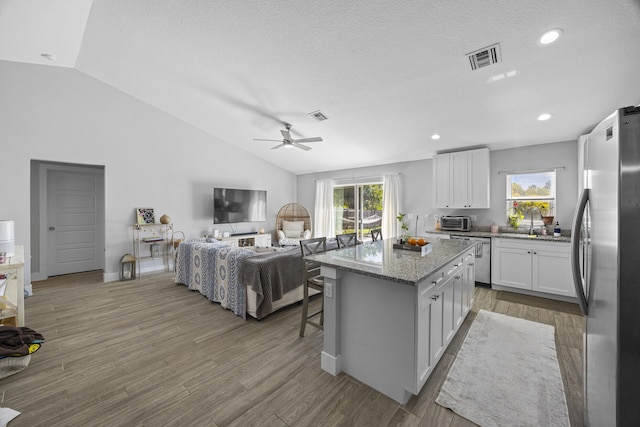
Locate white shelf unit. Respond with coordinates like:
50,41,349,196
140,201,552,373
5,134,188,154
132,223,174,279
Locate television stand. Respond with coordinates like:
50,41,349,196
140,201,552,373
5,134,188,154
218,233,271,248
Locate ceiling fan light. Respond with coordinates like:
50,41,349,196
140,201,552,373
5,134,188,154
431,134,441,140
537,113,553,121
283,144,294,148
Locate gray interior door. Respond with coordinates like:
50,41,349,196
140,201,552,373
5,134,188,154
46,169,104,276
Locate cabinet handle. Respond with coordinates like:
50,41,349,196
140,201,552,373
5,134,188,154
533,252,537,255
527,251,531,254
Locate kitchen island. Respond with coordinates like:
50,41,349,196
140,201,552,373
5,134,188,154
305,238,476,404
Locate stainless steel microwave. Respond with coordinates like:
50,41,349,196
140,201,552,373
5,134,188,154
441,216,471,232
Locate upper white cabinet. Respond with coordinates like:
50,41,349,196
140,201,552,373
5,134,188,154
434,148,490,209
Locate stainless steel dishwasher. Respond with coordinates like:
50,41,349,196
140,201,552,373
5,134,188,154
450,235,491,286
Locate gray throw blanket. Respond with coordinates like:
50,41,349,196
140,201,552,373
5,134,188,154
239,247,304,319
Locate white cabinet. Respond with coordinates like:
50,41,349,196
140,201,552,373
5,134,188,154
415,248,475,392
492,238,575,298
219,233,271,248
433,148,490,209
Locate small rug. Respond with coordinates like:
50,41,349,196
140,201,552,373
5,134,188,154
436,310,570,427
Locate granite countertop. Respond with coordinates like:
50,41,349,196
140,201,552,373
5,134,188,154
424,228,571,243
305,238,475,286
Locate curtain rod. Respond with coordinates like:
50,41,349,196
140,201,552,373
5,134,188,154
497,166,566,175
316,173,402,183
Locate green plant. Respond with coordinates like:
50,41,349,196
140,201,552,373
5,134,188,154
397,212,409,236
507,202,525,230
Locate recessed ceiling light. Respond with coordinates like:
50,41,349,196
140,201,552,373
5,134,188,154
40,53,56,61
538,29,563,46
537,113,553,121
431,134,441,140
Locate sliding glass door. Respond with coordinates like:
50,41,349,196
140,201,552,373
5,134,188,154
333,182,383,241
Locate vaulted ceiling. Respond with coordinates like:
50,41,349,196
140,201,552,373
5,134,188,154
3,0,640,174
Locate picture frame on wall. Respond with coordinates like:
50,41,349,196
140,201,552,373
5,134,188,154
136,208,155,224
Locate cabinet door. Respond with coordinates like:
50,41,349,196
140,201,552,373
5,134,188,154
465,259,476,310
434,153,451,208
533,249,576,297
416,284,435,389
492,246,532,290
441,277,456,344
467,148,490,208
449,151,469,208
429,289,445,365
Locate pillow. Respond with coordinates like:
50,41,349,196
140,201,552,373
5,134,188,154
277,230,285,240
285,230,302,238
282,220,304,237
303,229,311,239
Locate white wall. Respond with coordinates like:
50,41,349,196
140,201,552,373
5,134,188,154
0,60,296,283
296,140,578,235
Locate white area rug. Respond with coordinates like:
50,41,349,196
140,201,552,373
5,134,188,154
436,310,570,427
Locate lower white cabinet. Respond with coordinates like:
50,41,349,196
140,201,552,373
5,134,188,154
219,233,271,248
416,248,475,392
492,238,575,298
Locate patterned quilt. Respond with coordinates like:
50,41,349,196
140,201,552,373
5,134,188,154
175,239,257,318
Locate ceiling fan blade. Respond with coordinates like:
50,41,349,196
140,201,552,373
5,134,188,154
280,129,292,141
293,137,323,143
254,138,283,142
271,144,285,150
293,143,312,151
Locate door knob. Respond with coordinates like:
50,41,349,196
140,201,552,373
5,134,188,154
49,226,55,231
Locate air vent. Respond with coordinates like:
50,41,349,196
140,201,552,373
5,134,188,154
467,43,502,71
308,110,329,122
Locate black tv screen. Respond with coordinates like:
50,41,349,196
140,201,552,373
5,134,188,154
213,188,267,224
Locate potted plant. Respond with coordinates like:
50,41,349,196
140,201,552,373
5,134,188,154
508,203,524,230
396,212,409,242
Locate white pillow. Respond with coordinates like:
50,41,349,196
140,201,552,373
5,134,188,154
284,231,300,238
283,220,304,237
303,229,311,239
277,230,285,240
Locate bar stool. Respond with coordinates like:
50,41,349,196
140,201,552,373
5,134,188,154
336,232,358,248
299,237,327,337
370,228,382,241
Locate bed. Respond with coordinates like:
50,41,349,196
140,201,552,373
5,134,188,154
174,238,314,319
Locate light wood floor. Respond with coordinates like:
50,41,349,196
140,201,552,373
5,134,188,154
1,272,584,426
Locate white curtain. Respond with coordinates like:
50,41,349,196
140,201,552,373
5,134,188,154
314,179,334,238
382,174,401,239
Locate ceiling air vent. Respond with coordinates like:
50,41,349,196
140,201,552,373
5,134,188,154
308,110,329,122
467,43,502,71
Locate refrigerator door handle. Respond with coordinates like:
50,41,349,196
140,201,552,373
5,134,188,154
571,188,590,315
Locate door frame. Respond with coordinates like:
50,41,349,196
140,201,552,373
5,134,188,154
31,161,105,281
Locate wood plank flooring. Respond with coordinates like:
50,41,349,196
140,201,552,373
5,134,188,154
1,272,584,426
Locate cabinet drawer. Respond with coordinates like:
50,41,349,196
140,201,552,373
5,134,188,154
493,238,569,253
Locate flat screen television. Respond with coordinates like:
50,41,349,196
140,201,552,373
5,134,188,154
213,188,267,224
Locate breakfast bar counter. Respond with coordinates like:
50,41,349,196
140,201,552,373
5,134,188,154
305,238,476,403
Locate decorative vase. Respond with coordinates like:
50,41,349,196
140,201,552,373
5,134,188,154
159,214,171,224
259,228,265,234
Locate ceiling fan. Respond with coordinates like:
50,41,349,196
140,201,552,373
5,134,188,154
253,123,323,151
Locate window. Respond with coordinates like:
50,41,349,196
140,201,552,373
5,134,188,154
333,182,383,241
506,171,556,226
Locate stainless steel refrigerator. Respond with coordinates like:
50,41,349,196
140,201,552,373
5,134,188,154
571,106,640,426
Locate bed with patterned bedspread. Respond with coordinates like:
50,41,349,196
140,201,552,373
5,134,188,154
174,239,306,319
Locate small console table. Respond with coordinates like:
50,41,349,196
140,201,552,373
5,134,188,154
0,245,25,326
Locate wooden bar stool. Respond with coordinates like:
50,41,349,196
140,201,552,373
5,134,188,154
299,237,327,337
336,232,358,248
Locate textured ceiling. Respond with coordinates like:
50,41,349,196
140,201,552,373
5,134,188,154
3,0,640,174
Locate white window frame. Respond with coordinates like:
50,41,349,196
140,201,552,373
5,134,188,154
505,170,556,225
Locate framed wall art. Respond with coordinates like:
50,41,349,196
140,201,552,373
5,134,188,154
136,208,155,224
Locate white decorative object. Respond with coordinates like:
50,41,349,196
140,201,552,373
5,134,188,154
0,220,15,257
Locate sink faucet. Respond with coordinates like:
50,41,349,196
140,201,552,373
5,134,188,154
529,208,543,235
